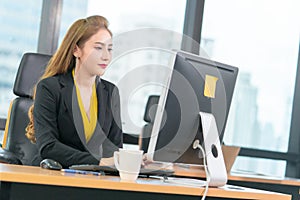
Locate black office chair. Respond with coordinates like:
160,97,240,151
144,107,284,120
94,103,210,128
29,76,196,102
0,53,51,165
0,118,6,133
139,95,160,153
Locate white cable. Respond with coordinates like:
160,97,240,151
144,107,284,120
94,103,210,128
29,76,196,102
162,140,210,200
151,140,210,199
193,139,210,200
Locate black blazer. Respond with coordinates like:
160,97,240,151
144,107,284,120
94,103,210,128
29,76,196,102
33,71,123,167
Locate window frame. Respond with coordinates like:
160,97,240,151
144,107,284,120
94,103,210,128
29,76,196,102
37,0,63,55
286,41,300,177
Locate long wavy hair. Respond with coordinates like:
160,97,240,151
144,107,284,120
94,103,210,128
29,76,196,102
26,15,112,143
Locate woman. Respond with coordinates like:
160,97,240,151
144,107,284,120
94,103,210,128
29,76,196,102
26,15,123,168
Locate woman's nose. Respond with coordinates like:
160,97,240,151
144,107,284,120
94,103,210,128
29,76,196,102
101,49,110,60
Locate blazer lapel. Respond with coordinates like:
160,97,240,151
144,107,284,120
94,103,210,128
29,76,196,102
85,78,108,158
97,78,108,130
59,72,86,144
59,73,73,118
59,74,109,160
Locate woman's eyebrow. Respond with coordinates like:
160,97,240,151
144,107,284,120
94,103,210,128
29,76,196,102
95,42,113,46
94,42,105,45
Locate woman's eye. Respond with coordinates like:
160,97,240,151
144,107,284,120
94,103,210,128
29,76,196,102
108,48,113,52
95,47,102,50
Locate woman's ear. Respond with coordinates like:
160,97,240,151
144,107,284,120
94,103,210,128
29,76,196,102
73,45,81,58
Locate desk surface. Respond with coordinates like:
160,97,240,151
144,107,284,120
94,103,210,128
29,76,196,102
174,164,300,186
0,164,291,200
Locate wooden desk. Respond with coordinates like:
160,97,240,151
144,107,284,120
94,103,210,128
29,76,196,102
174,165,299,200
0,164,290,200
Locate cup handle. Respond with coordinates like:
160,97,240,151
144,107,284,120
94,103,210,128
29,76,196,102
114,151,120,170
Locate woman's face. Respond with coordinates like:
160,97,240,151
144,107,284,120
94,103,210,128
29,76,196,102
75,29,112,76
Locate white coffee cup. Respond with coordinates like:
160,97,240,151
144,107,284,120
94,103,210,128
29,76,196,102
114,149,144,182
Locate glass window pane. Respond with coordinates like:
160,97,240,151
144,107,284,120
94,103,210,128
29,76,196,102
232,157,286,178
60,0,187,135
201,0,300,176
0,1,42,118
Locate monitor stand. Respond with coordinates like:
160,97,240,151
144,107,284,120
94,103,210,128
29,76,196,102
196,112,228,187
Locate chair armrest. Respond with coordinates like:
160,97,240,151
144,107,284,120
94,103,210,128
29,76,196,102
0,148,22,165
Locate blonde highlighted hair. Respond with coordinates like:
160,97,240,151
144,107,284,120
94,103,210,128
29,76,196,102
26,15,112,143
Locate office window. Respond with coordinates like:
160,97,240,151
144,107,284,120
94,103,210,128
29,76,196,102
60,0,187,136
0,0,42,141
201,0,300,176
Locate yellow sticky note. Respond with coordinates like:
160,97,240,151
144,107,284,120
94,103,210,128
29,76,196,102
204,75,218,98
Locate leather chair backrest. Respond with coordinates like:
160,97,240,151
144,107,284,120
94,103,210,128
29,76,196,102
5,98,35,165
3,52,51,165
14,53,52,98
140,95,159,153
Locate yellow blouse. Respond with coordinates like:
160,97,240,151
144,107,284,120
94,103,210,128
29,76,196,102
72,69,98,142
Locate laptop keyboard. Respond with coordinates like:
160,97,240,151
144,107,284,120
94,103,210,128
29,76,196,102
69,164,174,177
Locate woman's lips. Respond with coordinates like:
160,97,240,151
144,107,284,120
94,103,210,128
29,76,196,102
99,64,107,69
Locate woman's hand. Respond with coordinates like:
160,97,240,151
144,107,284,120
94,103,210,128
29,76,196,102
99,157,115,166
99,153,152,167
142,153,153,167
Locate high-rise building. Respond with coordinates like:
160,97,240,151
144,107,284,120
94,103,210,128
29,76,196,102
0,0,88,118
0,0,42,117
